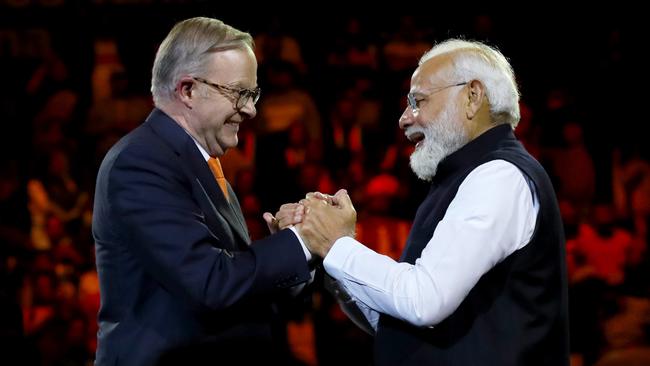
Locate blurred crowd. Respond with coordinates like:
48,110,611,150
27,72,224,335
0,6,648,366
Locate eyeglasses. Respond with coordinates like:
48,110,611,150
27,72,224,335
193,77,261,111
406,82,467,113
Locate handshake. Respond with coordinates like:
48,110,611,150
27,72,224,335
263,189,357,258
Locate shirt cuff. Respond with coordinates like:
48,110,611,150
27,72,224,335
289,226,312,262
323,236,361,280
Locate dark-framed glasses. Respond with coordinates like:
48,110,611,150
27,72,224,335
193,77,261,110
407,82,468,113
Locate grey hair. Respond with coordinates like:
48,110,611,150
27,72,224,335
419,39,520,128
151,17,253,106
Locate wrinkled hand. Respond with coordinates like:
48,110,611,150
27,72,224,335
263,203,305,234
297,189,356,257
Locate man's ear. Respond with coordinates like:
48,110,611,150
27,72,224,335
465,80,486,120
177,77,195,109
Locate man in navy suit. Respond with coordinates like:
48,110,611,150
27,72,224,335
92,17,313,366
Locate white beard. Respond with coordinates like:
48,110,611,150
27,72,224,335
408,104,469,181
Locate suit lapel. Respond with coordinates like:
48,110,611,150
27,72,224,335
184,141,251,246
147,109,251,247
224,184,251,245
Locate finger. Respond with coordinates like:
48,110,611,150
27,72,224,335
277,203,302,217
276,211,298,227
276,216,289,228
301,197,325,209
279,203,300,211
294,205,305,221
296,204,305,215
325,194,336,205
317,192,336,206
277,214,298,228
307,191,332,203
280,211,303,225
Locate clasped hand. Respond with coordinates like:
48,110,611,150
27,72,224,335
263,189,356,257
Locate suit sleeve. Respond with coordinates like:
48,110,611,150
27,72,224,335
323,273,377,334
108,144,311,312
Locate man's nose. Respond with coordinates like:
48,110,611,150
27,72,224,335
399,107,415,130
238,100,257,119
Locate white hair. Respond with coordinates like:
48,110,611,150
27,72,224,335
419,39,520,128
151,17,253,107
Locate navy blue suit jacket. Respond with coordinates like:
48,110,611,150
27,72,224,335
92,109,311,366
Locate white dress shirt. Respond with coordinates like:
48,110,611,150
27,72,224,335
323,160,539,330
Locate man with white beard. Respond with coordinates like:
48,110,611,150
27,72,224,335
291,39,570,366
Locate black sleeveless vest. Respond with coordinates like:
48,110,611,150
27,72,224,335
374,125,569,366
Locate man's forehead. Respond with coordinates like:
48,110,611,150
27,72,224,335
411,56,452,91
207,48,257,85
411,68,440,93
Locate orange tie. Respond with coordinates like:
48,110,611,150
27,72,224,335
207,157,230,201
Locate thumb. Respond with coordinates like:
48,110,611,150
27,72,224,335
263,212,277,233
332,189,353,209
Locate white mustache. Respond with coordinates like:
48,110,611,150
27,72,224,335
405,127,427,140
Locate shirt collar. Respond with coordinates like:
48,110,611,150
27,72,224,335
184,131,210,162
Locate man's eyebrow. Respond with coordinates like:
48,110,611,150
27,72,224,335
224,79,257,88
